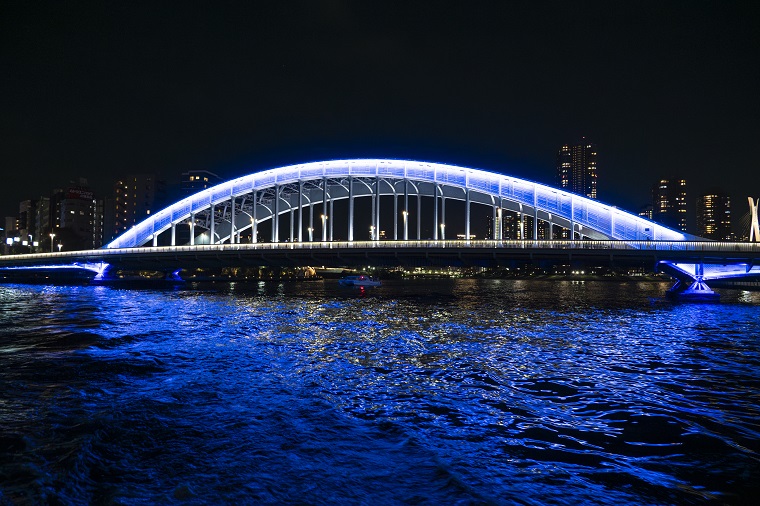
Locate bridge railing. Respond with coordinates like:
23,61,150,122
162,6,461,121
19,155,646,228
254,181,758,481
2,240,760,263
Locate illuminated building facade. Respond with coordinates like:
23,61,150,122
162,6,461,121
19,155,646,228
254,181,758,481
50,179,100,250
107,174,167,242
652,178,687,232
557,141,598,199
696,192,732,240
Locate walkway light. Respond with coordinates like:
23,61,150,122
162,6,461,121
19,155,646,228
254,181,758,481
57,243,63,252
402,211,408,240
440,223,445,240
370,225,375,240
49,233,55,253
308,227,313,242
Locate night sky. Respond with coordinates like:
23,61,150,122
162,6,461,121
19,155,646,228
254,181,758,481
2,1,759,226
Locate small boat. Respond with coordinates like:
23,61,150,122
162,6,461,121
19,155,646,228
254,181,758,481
338,274,381,287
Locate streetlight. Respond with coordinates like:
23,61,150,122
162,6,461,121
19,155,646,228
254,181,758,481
57,243,63,252
321,214,327,242
308,227,313,242
440,223,445,241
402,211,408,241
49,232,55,253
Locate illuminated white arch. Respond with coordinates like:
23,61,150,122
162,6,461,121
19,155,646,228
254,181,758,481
106,159,692,248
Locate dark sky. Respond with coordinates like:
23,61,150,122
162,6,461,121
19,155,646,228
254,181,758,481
2,1,759,224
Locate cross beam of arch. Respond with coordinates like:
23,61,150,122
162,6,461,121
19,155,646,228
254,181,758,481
106,159,693,249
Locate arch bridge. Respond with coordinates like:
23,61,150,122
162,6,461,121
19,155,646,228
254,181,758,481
4,160,759,295
108,159,692,250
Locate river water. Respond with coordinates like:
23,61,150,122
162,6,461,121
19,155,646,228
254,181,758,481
0,279,758,505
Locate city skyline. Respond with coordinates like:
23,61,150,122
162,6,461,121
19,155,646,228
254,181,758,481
2,2,759,221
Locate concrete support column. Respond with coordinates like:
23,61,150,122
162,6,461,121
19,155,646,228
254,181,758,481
190,213,195,246
492,204,497,240
434,185,439,241
322,177,328,241
210,204,215,245
375,176,381,240
274,185,281,242
403,179,409,241
533,186,538,240
417,192,421,240
230,196,236,244
290,208,295,243
251,191,257,243
441,193,446,240
501,198,506,240
393,186,398,241
309,203,314,241
298,182,303,243
321,179,328,242
465,188,471,242
329,196,334,241
570,196,575,240
348,176,354,242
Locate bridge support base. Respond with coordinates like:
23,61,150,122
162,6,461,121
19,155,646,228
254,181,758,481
164,269,185,284
666,277,720,303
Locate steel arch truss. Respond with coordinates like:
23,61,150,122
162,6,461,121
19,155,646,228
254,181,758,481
106,159,692,249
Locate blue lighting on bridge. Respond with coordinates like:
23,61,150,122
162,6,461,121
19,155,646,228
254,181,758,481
106,159,692,249
0,262,110,276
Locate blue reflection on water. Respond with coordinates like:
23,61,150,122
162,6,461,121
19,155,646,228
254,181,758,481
0,279,759,504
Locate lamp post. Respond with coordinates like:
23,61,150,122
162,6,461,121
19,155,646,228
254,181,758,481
308,227,313,242
321,214,327,242
57,243,63,252
49,232,56,253
440,223,445,241
402,211,408,241
370,225,375,241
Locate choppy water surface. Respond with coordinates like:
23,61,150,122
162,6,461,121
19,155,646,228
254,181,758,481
1,279,759,505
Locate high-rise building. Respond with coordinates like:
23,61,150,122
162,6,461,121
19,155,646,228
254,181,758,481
17,199,38,244
50,179,100,250
696,192,732,240
652,178,687,232
557,141,598,199
638,205,654,220
181,170,222,196
107,174,167,243
35,197,51,248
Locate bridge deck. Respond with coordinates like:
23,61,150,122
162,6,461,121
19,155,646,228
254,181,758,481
2,240,759,271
